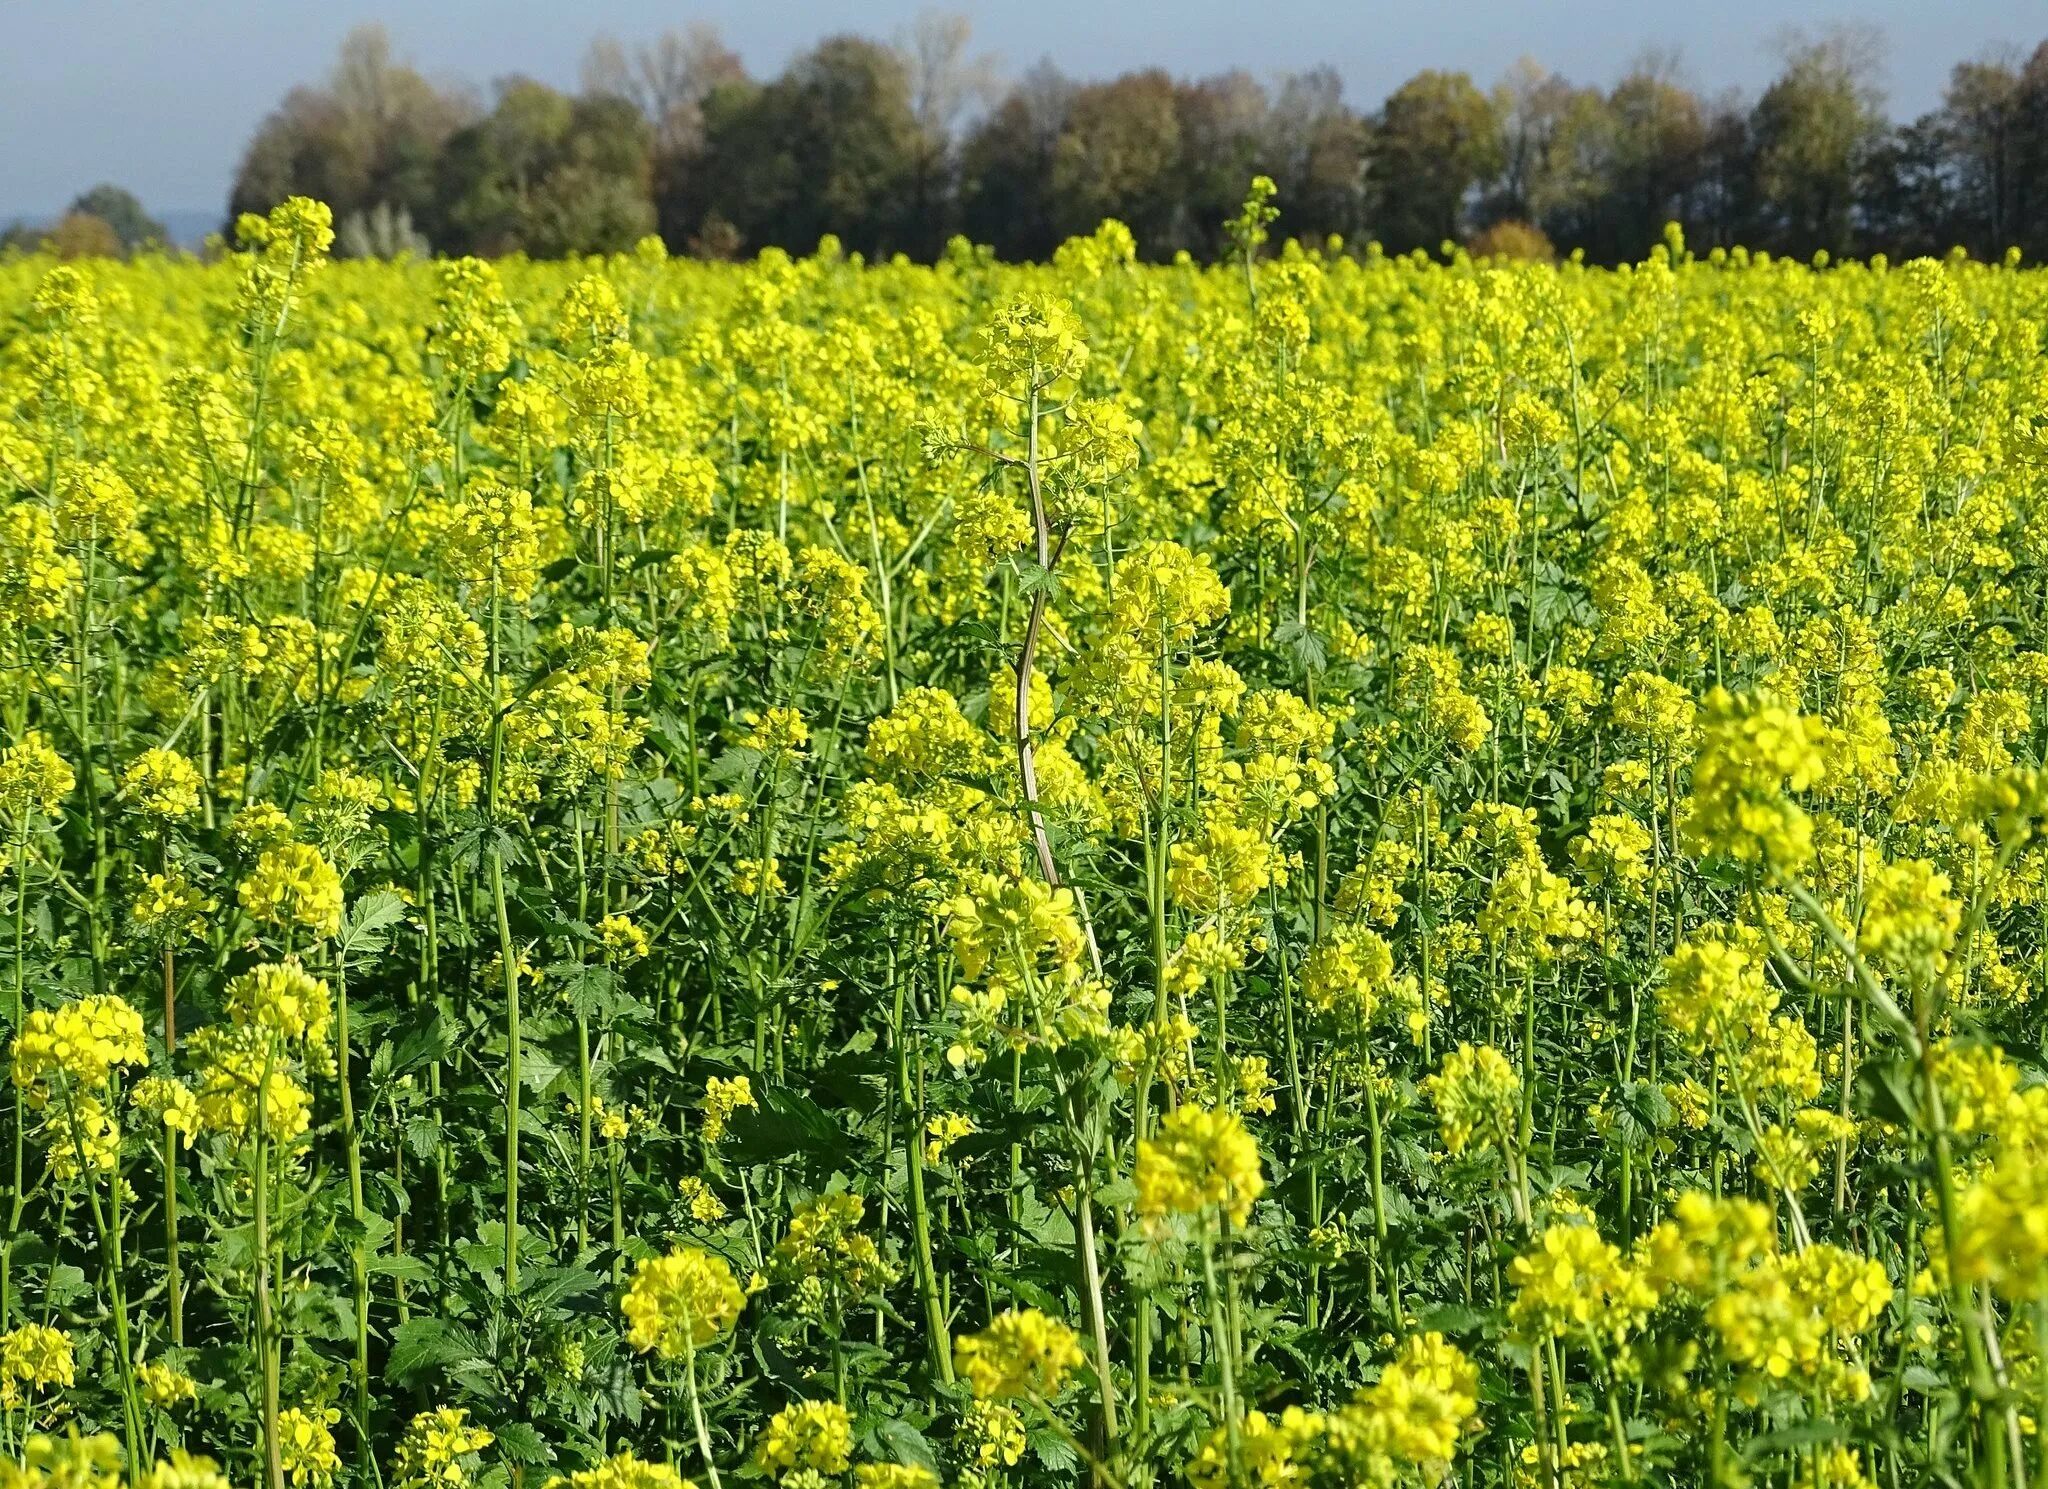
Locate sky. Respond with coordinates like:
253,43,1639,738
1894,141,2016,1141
2,0,2043,224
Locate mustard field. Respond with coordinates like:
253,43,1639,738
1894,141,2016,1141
1,194,2047,1489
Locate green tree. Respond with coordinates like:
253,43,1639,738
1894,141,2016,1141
958,62,1074,260
67,185,166,252
1265,68,1371,246
1748,27,1886,256
433,79,656,257
1172,71,1272,257
1937,55,2025,257
1048,70,1184,250
1858,114,1957,260
1586,57,1709,261
228,24,471,240
1371,70,1503,253
688,36,926,257
2017,43,2048,257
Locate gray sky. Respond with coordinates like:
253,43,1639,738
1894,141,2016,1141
2,0,2042,222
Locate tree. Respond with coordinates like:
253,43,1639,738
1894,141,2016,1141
1936,54,2024,257
898,11,1002,240
1265,68,1370,245
432,79,655,256
1858,114,1957,260
1048,71,1184,252
1748,26,1886,256
1596,55,1710,260
584,25,749,258
688,36,926,258
41,212,125,260
1370,70,1502,253
1173,72,1271,256
229,86,367,225
582,23,745,158
67,185,166,251
1486,57,1582,227
959,61,1074,259
2017,43,2048,257
228,24,472,240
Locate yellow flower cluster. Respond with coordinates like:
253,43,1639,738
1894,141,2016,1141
0,732,72,819
1185,1333,1479,1489
1135,1104,1265,1228
13,994,146,1094
753,1400,854,1481
699,1075,756,1143
237,842,345,938
394,1408,495,1489
1425,1044,1521,1157
621,1247,745,1357
0,1324,73,1407
769,1193,897,1310
953,1307,1086,1400
276,1406,342,1489
544,1454,692,1489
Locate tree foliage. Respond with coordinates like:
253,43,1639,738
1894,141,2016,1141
180,20,2048,264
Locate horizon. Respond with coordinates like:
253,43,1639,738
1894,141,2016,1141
1,0,2037,229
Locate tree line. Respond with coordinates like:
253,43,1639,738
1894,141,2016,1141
32,20,2048,263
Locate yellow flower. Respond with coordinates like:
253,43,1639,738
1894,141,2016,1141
700,1075,756,1143
276,1406,342,1489
0,1324,73,1406
923,1112,976,1165
1135,1104,1264,1228
54,463,138,538
599,913,651,962
954,1307,1086,1400
1682,688,1829,874
0,732,73,818
1508,1223,1655,1346
621,1247,744,1357
853,1467,938,1489
224,960,334,1049
238,842,345,938
394,1407,495,1489
1424,1044,1520,1157
123,749,203,821
12,994,147,1097
135,1450,232,1489
753,1400,854,1480
961,1400,1025,1469
186,1025,315,1140
678,1176,728,1224
1857,858,1960,986
138,1360,198,1409
770,1193,897,1305
980,295,1088,389
741,706,810,754
130,869,214,944
2,1433,124,1489
544,1451,694,1489
1185,1407,1319,1489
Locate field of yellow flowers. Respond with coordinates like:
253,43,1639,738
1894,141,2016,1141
1,187,2047,1489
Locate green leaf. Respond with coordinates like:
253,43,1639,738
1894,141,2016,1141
725,1086,847,1165
404,1118,442,1160
873,1421,940,1474
386,1012,457,1082
1028,1428,1078,1472
493,1422,551,1465
335,887,408,968
386,1317,469,1382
